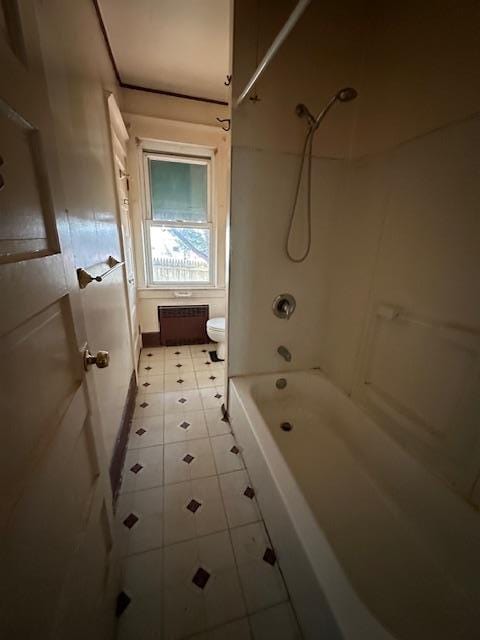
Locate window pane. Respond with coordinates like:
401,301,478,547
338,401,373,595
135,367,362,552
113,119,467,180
149,225,210,284
149,158,207,222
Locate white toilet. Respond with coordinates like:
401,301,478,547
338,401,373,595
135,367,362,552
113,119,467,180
206,317,226,360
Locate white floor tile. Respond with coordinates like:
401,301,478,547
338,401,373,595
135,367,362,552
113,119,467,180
211,434,244,474
164,371,198,392
164,346,192,360
249,603,301,640
164,389,203,415
164,476,227,546
192,357,218,372
134,392,164,419
140,349,165,362
209,618,252,640
165,358,194,374
117,594,163,640
231,522,287,613
121,445,164,493
116,486,164,556
163,532,245,636
164,438,216,485
219,471,261,529
195,370,223,388
122,546,163,595
200,387,225,410
163,582,205,639
204,408,231,437
189,344,214,357
129,416,164,449
138,374,164,394
139,360,165,376
164,410,208,444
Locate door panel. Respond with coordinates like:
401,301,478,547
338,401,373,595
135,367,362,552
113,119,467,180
0,3,117,638
108,94,140,364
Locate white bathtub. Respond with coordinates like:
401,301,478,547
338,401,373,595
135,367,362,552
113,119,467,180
229,370,480,640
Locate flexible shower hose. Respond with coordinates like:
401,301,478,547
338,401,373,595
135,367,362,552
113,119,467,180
285,125,316,262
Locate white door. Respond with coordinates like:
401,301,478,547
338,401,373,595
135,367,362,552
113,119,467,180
108,95,140,366
0,4,118,639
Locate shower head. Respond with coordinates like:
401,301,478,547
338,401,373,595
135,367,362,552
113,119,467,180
296,86,358,131
336,87,358,102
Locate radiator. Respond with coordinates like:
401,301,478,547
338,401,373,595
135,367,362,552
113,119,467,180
158,305,209,346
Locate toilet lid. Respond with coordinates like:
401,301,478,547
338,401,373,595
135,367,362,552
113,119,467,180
207,317,225,331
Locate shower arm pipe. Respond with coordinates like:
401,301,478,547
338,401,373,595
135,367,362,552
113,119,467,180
235,0,311,108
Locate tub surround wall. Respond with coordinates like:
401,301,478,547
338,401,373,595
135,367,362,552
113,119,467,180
123,113,229,335
229,0,367,377
36,0,134,461
321,1,480,499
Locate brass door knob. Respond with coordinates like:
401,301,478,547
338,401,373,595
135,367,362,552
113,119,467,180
84,349,110,371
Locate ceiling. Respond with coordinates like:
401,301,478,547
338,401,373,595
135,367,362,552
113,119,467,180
98,0,231,103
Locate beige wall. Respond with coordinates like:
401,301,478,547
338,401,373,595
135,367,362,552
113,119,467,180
121,86,229,127
36,0,133,460
230,0,480,497
123,113,229,333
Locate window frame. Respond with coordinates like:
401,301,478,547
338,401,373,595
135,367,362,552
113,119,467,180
142,150,216,289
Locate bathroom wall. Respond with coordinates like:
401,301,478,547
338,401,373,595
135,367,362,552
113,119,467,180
121,86,229,128
228,0,368,376
123,113,229,334
36,0,134,460
320,0,480,498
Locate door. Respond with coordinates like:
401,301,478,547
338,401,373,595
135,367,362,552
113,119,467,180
108,94,140,366
0,4,117,639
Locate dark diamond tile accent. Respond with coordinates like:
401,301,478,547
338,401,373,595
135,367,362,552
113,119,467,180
135,428,146,436
205,361,211,366
244,486,255,499
176,363,183,368
192,567,210,589
174,351,181,355
201,349,207,353
177,378,184,384
183,454,194,464
140,401,149,408
186,499,202,514
263,547,276,566
178,397,187,404
116,591,131,618
142,382,151,388
179,421,190,430
123,513,139,529
215,393,222,399
144,366,152,371
230,445,239,455
130,463,143,474
147,353,153,357
209,375,217,381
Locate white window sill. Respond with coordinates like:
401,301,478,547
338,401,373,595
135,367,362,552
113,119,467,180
137,287,225,299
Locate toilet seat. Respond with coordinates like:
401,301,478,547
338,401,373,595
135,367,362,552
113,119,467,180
207,317,225,333
206,317,226,359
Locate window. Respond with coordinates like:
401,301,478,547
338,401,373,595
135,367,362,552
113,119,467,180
143,152,214,287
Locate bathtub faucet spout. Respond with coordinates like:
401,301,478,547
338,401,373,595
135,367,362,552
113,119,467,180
277,345,292,362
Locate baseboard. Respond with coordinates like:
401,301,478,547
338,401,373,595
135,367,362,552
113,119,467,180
110,369,137,502
141,331,161,347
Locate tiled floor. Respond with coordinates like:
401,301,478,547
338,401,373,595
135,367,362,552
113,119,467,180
115,344,302,640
